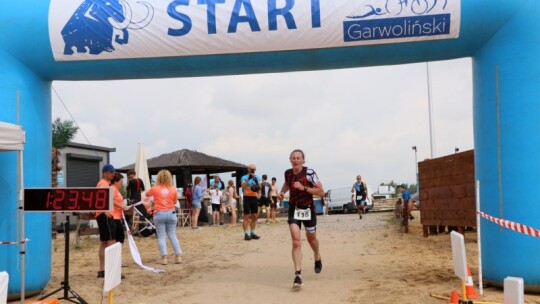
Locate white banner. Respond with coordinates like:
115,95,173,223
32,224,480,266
123,213,164,273
49,0,460,61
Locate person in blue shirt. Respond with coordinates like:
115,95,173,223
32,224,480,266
351,175,368,219
191,176,205,230
240,164,262,241
210,175,225,190
398,184,414,221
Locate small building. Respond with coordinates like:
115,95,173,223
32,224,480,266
58,142,116,187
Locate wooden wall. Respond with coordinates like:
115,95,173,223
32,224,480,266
419,150,476,228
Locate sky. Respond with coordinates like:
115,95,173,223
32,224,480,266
51,57,473,191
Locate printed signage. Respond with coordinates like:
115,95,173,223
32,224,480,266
49,0,460,61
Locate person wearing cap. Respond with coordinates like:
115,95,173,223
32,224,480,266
96,164,121,278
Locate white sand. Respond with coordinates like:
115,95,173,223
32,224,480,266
20,210,540,303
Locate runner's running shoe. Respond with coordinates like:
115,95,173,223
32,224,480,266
315,259,322,273
293,275,303,288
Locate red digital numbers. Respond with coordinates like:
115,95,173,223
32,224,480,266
95,190,108,210
81,191,94,209
52,190,65,210
67,190,79,210
25,188,110,212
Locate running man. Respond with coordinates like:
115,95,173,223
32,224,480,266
278,149,324,288
351,175,368,219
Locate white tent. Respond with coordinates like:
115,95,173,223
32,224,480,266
135,143,151,197
0,121,26,302
0,122,25,151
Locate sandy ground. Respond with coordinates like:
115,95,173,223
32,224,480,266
19,209,540,304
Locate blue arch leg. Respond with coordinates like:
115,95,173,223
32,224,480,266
473,2,540,291
0,49,52,298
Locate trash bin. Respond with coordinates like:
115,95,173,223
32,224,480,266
314,199,323,215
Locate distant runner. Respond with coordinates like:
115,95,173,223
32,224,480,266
351,175,368,219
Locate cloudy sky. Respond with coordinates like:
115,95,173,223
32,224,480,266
51,57,473,191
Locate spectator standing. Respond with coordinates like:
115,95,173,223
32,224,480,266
225,180,238,226
323,191,330,216
398,184,413,220
240,164,262,241
191,176,204,230
269,177,279,223
208,184,222,226
259,174,272,224
95,164,118,278
110,172,128,270
210,175,225,190
278,149,325,288
125,169,146,225
145,170,182,265
398,184,413,233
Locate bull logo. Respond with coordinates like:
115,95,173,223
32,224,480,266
62,0,154,55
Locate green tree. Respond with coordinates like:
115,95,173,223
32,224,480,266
52,118,79,149
51,118,78,238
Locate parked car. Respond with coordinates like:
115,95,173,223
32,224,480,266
326,186,373,214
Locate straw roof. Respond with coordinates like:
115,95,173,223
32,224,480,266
118,149,246,175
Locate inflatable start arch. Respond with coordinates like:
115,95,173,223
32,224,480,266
1,0,540,297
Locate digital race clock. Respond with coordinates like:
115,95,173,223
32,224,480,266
24,188,112,212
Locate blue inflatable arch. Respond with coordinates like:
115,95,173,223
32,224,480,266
1,0,539,296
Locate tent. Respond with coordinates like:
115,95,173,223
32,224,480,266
0,122,25,150
0,122,26,302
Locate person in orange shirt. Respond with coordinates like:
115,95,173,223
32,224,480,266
96,164,127,278
111,172,128,244
145,170,182,265
240,164,262,241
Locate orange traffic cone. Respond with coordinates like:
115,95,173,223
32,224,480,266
465,266,479,299
449,289,460,304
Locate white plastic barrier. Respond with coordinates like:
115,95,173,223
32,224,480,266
504,277,524,304
0,271,8,304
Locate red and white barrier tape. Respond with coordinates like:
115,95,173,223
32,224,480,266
478,211,540,238
0,238,29,245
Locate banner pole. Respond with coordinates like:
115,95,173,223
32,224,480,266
476,180,483,296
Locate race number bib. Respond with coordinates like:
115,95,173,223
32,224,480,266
294,207,311,221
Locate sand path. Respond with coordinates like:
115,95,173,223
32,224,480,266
20,210,540,303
